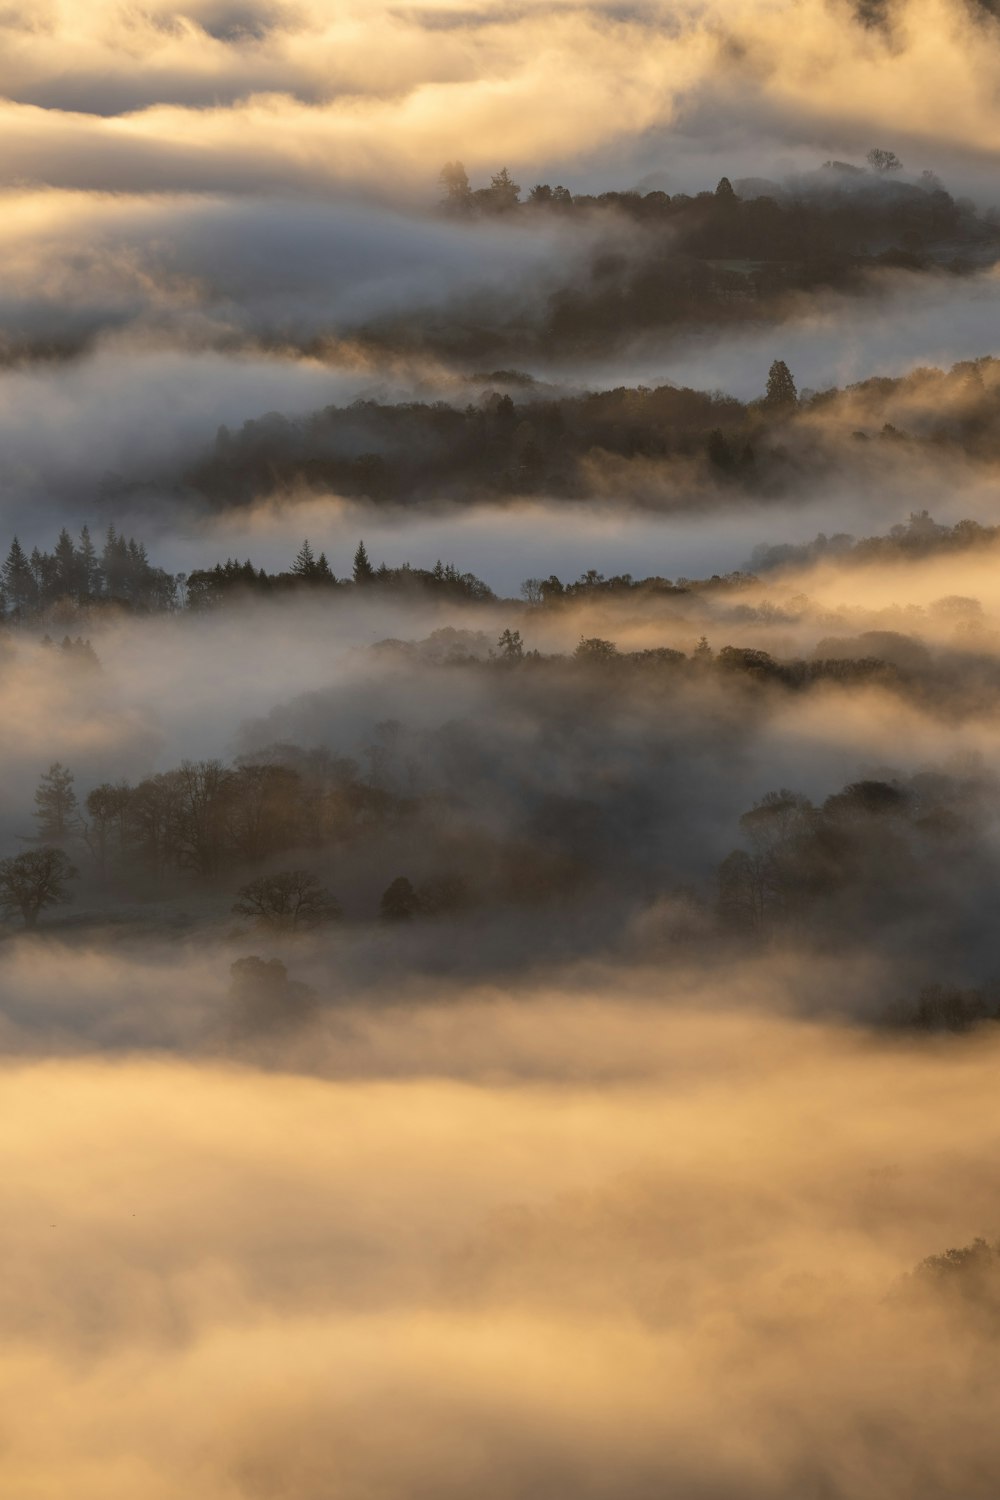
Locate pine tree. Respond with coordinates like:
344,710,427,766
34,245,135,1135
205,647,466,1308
764,359,798,409
353,540,375,584
33,762,79,842
315,552,335,582
102,526,130,599
53,528,78,597
2,537,37,615
291,540,318,578
78,525,101,599
715,176,736,201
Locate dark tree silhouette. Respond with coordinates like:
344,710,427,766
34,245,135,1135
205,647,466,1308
380,876,421,920
232,870,341,931
0,847,77,928
353,539,375,584
764,359,798,408
2,537,36,614
867,146,903,173
497,628,524,660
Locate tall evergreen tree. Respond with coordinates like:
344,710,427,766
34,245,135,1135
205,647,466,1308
291,540,319,578
353,540,375,584
765,359,798,409
53,528,78,597
2,537,37,614
78,525,101,599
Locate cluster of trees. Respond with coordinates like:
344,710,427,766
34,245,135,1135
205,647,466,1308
748,510,1000,573
185,355,1000,511
27,752,413,889
1,758,487,931
186,539,493,608
360,158,1000,363
0,531,494,624
1,526,176,620
717,771,987,940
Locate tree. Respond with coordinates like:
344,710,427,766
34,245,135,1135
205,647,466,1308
33,762,79,842
380,876,421,920
497,628,524,661
53,529,79,596
715,176,737,201
84,781,133,878
574,636,619,662
232,870,341,931
353,539,375,584
764,359,798,409
2,537,36,614
78,525,101,599
229,956,316,1029
0,847,77,928
867,147,903,173
439,160,472,212
488,167,521,211
291,539,319,578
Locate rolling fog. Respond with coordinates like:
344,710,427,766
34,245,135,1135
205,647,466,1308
4,1,1000,1495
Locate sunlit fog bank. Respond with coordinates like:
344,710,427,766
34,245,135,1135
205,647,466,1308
3,1001,1000,1498
6,2,1000,1495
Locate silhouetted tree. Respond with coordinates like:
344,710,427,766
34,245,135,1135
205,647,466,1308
232,870,341,931
380,876,421,920
487,167,521,211
353,539,375,584
2,537,36,614
0,847,77,928
497,628,524,660
867,147,903,173
764,359,798,409
291,540,320,578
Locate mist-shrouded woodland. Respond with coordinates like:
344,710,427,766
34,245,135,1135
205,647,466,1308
7,3,1000,1496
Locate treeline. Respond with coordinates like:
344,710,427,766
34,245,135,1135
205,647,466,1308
30,752,413,883
748,510,1000,572
0,532,493,622
183,356,1000,511
343,158,1000,363
717,770,992,945
185,540,493,608
0,525,176,619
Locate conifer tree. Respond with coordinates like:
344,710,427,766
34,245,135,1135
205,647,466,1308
291,539,318,578
353,540,375,584
764,359,798,409
78,525,101,599
53,527,78,595
2,537,37,614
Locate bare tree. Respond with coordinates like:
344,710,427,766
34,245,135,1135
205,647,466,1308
867,147,903,173
232,870,341,931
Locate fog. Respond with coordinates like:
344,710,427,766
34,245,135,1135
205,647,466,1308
5,3,1000,1494
3,993,1000,1497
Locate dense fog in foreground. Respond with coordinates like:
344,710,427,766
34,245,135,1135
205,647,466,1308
5,2,1000,1495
